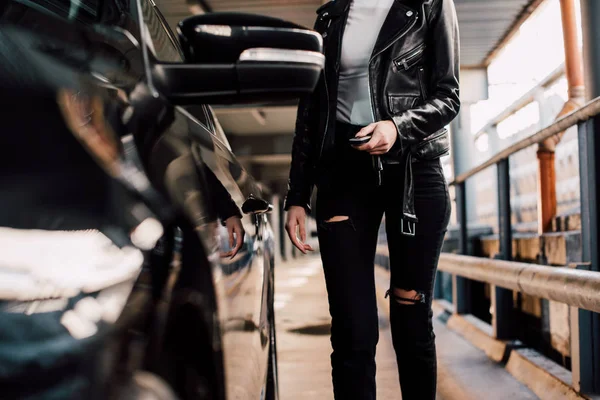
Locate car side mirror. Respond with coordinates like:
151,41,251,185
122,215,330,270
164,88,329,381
151,13,324,105
242,195,273,215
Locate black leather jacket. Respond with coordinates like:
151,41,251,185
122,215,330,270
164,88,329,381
285,0,460,228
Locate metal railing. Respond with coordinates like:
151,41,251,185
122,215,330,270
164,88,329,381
441,95,600,395
438,254,600,313
472,63,565,142
453,96,600,184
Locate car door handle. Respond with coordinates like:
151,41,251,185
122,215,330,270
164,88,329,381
242,195,273,214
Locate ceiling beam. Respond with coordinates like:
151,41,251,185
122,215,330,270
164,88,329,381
228,134,294,154
211,100,299,109
237,154,292,165
214,105,297,114
482,0,546,66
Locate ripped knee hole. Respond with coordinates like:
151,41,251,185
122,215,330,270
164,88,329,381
385,288,426,305
325,216,350,223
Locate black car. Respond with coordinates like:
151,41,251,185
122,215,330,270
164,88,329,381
0,0,323,399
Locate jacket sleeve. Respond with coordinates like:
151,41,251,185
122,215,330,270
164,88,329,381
283,87,319,213
392,0,460,149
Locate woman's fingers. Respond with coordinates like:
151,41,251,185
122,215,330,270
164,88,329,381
299,219,306,243
285,207,312,253
355,123,376,137
356,134,382,151
286,218,307,254
354,122,397,154
230,226,244,258
369,144,390,156
229,229,235,249
296,217,312,253
355,123,381,150
366,140,390,153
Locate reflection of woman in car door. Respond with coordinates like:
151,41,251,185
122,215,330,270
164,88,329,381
204,166,245,258
285,0,460,398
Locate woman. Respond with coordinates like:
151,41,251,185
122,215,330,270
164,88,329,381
284,0,460,398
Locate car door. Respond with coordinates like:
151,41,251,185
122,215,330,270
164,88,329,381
135,1,273,398
0,1,179,398
2,0,274,397
185,103,274,399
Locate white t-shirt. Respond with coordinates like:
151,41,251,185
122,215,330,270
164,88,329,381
336,0,395,126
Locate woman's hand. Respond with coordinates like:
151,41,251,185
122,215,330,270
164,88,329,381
222,216,245,258
353,120,398,155
285,206,314,254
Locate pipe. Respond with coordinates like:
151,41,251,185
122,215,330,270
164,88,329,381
562,0,586,98
438,253,600,314
539,0,585,153
537,0,585,232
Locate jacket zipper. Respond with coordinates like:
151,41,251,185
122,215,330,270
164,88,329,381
318,8,418,159
368,12,419,122
394,44,425,70
417,66,427,101
319,7,349,160
319,12,331,160
367,11,418,184
320,70,330,160
321,11,331,37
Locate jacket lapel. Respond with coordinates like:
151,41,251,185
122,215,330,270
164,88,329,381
322,0,350,18
371,0,417,57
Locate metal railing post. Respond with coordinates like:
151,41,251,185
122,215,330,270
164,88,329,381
572,118,600,393
493,158,517,339
574,1,600,392
433,275,443,299
453,181,471,313
570,263,600,394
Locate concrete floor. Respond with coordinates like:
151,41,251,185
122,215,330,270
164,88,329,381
275,256,539,400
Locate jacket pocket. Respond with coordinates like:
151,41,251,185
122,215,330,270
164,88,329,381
393,43,426,71
388,95,420,114
411,127,450,160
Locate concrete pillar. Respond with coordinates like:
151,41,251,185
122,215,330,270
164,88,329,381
452,68,489,224
450,69,489,312
487,125,501,204
450,106,478,223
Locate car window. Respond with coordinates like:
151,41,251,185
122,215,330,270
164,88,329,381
138,0,183,62
13,0,101,24
207,106,233,151
183,105,232,151
184,105,211,130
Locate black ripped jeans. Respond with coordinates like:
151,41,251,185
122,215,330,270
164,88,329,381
316,121,451,400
